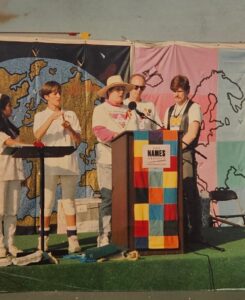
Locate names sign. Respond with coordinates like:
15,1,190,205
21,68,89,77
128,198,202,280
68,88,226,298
142,144,171,168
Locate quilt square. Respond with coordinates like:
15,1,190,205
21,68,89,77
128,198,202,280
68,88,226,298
163,130,178,141
134,220,149,237
134,204,149,221
164,140,178,156
164,188,177,204
134,171,148,188
134,156,147,172
149,169,163,187
135,237,148,249
149,130,163,144
164,236,179,249
163,171,177,188
164,221,178,235
164,204,178,221
149,187,163,204
149,236,164,249
149,220,163,236
134,131,149,140
149,204,163,220
134,140,149,157
164,156,177,172
135,188,149,203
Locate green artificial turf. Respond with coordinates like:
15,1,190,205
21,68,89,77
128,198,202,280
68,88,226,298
0,228,244,292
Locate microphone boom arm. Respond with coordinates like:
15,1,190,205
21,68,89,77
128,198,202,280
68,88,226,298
135,109,164,129
127,101,164,129
182,140,207,159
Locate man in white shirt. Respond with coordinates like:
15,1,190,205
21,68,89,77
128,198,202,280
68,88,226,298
92,75,137,247
124,74,162,130
163,75,203,244
33,81,81,253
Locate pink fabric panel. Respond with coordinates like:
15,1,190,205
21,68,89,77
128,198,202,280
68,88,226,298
133,45,218,120
133,44,219,190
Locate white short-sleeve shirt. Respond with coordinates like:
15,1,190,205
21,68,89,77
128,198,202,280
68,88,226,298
163,100,202,130
33,108,81,175
124,98,162,130
0,132,25,181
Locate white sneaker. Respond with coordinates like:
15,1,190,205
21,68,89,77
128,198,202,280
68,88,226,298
68,236,81,253
8,245,23,257
38,236,49,251
0,247,7,258
97,234,109,247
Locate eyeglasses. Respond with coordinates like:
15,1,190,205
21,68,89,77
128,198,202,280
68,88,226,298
110,86,126,93
134,85,146,91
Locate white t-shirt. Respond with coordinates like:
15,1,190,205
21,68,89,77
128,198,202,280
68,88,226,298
163,100,202,130
33,108,81,175
124,98,162,130
92,101,139,164
0,132,24,181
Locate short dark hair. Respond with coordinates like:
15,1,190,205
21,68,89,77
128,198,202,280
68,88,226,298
39,81,61,99
170,75,190,93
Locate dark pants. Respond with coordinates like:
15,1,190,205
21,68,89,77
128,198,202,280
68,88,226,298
182,151,202,241
183,177,202,239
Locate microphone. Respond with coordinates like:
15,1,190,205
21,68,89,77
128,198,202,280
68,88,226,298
127,101,164,129
128,101,136,110
128,101,145,118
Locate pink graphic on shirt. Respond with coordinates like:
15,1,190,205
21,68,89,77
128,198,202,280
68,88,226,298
109,112,128,128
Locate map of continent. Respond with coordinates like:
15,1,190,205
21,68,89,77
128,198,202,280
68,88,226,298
0,57,102,231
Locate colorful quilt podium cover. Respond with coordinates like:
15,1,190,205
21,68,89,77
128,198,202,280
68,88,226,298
133,130,180,250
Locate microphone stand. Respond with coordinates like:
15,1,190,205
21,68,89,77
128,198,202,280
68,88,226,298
181,137,224,251
182,140,207,160
135,109,164,129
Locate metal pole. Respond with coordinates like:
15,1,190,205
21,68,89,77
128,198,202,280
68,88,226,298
39,149,45,252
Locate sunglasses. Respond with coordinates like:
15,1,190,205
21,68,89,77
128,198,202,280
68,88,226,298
134,85,146,91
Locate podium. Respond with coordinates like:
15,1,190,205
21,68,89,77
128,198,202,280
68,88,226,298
3,146,76,252
111,130,184,255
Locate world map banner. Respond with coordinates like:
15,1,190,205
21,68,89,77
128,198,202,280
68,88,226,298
0,41,130,233
133,43,245,222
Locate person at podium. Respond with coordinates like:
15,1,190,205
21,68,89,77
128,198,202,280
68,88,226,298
0,94,26,257
163,75,203,243
124,73,162,130
33,81,81,253
92,75,138,247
